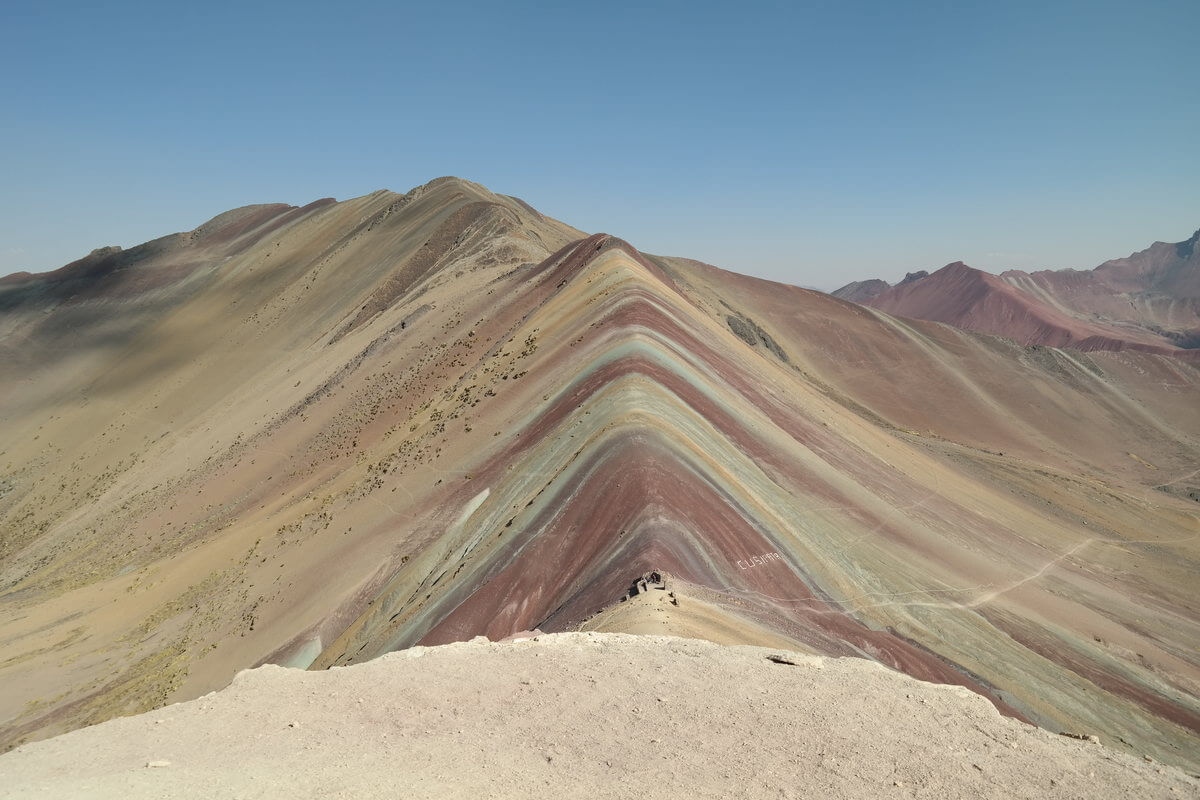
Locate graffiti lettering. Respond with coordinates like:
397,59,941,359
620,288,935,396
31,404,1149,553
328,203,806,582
735,552,783,570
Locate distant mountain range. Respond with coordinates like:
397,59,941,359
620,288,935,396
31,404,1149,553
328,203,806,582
832,229,1200,354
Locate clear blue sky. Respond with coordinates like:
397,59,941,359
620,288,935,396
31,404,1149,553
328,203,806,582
2,0,1196,288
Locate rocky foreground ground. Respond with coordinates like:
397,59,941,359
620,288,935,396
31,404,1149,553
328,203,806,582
0,633,1195,799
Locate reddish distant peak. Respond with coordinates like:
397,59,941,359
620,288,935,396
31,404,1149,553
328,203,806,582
912,261,964,281
865,259,1037,322
928,261,1006,285
937,261,973,273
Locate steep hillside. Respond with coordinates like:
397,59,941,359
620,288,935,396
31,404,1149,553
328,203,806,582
1,181,1198,772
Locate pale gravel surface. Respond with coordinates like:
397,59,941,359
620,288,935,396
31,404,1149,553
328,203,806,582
0,633,1196,799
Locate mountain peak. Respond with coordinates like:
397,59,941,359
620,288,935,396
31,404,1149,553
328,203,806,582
830,278,890,302
937,261,973,274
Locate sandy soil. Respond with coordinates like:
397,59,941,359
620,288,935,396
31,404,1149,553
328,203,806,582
0,633,1195,799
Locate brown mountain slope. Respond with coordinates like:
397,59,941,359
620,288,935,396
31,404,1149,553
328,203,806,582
0,181,1197,773
832,229,1200,354
860,261,1182,353
829,277,890,303
1002,229,1200,349
830,271,929,304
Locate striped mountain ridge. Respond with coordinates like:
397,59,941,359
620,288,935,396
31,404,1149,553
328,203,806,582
314,237,1027,702
1,179,1198,772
